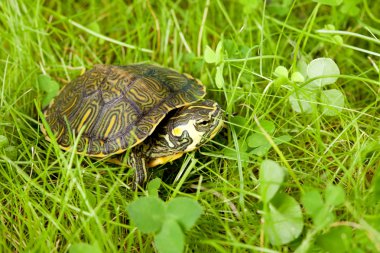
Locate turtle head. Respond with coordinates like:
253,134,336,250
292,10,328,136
168,99,223,152
146,99,223,168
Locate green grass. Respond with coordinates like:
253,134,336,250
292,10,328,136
1,0,380,252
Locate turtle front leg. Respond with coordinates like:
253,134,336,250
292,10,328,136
127,149,148,189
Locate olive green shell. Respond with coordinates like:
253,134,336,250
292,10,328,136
43,64,206,157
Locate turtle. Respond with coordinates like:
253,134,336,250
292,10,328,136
42,64,223,187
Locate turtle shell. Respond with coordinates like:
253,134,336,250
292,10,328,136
43,64,206,157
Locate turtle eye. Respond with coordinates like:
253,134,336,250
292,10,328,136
196,119,210,127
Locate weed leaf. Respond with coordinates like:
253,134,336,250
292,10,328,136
325,184,345,207
37,75,59,93
320,89,344,116
69,243,102,253
275,135,292,145
3,146,17,160
215,40,224,64
291,72,305,83
147,178,162,197
274,66,288,78
37,74,60,107
301,189,324,217
166,197,203,231
264,193,303,245
155,219,184,253
127,196,166,233
340,0,360,16
312,0,343,6
260,160,285,203
247,120,275,148
307,58,340,87
204,46,217,63
315,226,353,253
289,88,317,114
248,133,268,148
302,189,335,229
0,135,9,148
215,65,224,88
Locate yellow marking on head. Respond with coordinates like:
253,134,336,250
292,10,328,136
77,109,92,131
173,119,206,152
172,127,183,137
104,114,117,138
161,134,175,148
148,153,184,167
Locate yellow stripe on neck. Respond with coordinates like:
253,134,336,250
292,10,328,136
148,153,184,167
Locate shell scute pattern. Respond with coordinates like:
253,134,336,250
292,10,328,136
44,64,206,157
